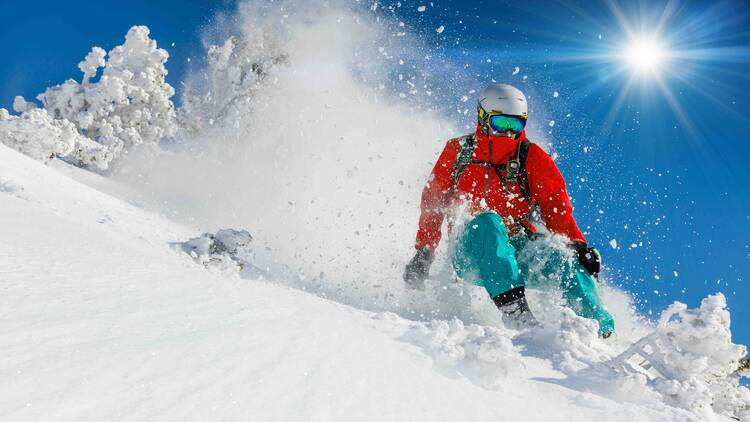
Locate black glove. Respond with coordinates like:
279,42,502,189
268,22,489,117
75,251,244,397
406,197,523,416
574,242,601,277
739,356,750,374
403,248,435,290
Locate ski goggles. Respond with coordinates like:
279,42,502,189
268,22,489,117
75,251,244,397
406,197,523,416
479,106,527,134
489,114,526,134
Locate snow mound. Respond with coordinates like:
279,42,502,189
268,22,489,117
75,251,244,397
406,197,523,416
611,294,750,419
522,307,616,374
399,316,523,389
0,176,24,195
179,229,253,274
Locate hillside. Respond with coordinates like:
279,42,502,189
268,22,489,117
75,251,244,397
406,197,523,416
1,142,747,421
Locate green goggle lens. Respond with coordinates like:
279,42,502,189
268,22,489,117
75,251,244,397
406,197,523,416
488,114,526,134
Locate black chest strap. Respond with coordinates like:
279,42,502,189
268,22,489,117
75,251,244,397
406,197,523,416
451,135,533,201
517,138,532,200
449,134,477,194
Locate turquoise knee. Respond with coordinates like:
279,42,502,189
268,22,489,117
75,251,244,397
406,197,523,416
519,239,614,335
454,212,521,298
562,264,615,335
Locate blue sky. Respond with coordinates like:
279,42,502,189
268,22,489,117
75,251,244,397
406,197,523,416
0,0,229,108
1,0,749,346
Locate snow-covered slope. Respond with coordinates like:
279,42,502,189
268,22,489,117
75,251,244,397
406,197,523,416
2,140,746,421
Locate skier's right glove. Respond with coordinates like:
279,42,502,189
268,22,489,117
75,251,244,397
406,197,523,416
574,242,601,277
403,248,435,290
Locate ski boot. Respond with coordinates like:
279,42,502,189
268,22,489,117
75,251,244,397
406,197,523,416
493,287,539,329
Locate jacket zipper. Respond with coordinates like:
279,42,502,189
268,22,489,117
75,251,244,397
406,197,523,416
485,139,492,205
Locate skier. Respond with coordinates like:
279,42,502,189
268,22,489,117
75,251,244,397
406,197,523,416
404,83,615,337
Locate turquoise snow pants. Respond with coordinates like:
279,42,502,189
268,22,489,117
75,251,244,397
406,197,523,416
453,211,615,335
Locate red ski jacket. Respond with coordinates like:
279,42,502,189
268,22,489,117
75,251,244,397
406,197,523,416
415,126,586,250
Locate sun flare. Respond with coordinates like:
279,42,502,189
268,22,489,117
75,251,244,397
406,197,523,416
623,37,666,74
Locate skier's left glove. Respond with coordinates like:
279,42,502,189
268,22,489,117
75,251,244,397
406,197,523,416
573,242,601,277
403,248,435,290
739,356,750,375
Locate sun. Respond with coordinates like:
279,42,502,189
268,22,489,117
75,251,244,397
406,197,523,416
538,1,750,139
623,37,666,75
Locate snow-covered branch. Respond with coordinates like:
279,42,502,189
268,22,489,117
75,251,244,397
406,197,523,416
178,30,288,136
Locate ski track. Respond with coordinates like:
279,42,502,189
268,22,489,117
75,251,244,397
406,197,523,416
0,144,710,420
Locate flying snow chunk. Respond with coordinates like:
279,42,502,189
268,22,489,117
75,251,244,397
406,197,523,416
512,66,520,75
436,25,445,34
553,91,559,98
180,229,254,274
417,5,426,12
548,120,555,127
609,239,618,249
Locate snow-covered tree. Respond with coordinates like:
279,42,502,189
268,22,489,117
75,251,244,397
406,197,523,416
39,25,177,168
0,23,292,171
178,29,287,135
0,25,176,171
0,108,110,168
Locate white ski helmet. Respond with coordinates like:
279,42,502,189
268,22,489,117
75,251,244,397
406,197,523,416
477,84,528,135
478,83,527,117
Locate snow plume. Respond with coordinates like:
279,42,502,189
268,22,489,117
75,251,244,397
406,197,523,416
396,316,524,389
0,26,176,171
115,1,645,336
177,26,288,136
120,1,453,313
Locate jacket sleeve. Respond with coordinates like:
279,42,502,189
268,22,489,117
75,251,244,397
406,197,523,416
415,140,461,250
525,144,586,244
